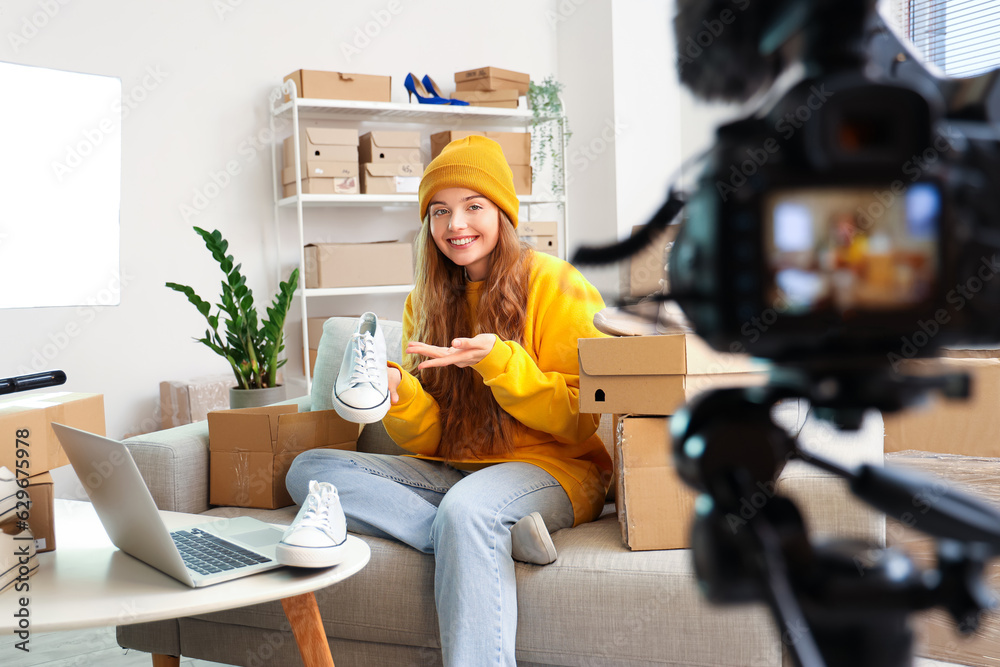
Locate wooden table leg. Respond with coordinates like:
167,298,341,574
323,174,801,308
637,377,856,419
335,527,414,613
152,656,180,667
282,592,335,667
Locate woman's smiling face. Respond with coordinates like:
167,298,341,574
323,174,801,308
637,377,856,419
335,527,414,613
428,187,501,281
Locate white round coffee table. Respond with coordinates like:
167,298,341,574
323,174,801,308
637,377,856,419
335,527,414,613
0,499,370,666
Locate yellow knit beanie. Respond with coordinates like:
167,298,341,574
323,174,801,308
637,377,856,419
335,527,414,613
419,135,519,228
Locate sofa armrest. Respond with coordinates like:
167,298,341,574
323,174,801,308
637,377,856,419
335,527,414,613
124,395,311,513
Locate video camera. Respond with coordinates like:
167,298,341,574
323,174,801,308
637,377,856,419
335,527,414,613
574,1,1000,665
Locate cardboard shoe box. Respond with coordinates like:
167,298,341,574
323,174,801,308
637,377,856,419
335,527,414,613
283,128,359,176
359,131,422,164
616,415,697,550
304,241,414,289
454,67,530,95
208,405,361,509
0,392,105,474
160,375,235,430
25,472,54,552
578,334,768,415
283,70,391,103
883,354,1000,457
518,221,558,256
430,131,530,166
450,89,520,108
361,163,423,194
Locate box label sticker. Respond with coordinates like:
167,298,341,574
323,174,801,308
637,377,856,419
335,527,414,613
395,176,420,193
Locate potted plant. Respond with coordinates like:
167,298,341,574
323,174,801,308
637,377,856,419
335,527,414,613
528,76,571,198
166,226,299,409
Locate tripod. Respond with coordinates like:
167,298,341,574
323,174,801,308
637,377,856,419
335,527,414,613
671,371,1000,667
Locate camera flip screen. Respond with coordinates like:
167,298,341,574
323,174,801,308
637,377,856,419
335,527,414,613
764,184,941,315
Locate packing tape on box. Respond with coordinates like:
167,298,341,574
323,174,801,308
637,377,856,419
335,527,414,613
231,451,252,506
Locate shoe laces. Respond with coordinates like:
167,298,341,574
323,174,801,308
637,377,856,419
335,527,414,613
348,332,379,386
299,482,337,532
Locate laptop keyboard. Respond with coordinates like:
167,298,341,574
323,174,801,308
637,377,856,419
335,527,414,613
171,527,272,576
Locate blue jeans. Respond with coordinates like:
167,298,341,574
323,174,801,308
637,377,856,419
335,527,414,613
286,449,574,667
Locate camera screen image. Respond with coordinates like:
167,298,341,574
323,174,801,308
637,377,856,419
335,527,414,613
764,184,940,315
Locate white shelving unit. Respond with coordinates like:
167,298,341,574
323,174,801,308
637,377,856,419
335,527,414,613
268,80,569,390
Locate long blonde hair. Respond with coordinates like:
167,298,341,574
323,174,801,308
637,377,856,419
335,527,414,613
405,209,532,460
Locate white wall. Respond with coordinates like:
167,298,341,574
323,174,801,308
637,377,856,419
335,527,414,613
0,0,562,438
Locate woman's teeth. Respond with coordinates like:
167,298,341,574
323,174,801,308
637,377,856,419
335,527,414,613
450,237,476,246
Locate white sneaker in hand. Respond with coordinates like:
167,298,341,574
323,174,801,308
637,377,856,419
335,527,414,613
332,312,390,424
276,481,348,568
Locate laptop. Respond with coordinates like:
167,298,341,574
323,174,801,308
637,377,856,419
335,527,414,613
52,423,287,588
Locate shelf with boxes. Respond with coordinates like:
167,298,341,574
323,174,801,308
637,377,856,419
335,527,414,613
268,74,569,389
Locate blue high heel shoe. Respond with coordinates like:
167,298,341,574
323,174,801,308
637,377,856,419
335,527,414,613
405,73,448,104
421,75,470,106
404,73,470,105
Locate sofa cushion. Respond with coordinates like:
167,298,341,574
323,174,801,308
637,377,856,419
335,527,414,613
189,509,780,666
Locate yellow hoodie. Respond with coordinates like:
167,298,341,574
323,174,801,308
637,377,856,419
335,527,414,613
383,252,611,526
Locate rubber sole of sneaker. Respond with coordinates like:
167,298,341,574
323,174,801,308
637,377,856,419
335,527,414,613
275,541,349,568
332,391,390,424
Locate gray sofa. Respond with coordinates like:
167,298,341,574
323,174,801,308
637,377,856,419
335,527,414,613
117,317,885,666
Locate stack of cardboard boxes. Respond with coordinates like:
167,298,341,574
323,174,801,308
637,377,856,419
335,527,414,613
283,127,360,196
578,333,768,550
0,392,106,553
430,130,531,196
359,131,422,195
518,220,558,256
451,66,529,109
159,375,235,429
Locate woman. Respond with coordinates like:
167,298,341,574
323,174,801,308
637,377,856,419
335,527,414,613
286,136,610,666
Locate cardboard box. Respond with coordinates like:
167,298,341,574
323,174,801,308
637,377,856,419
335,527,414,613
25,472,54,552
208,405,360,509
454,67,530,95
283,128,359,171
282,163,359,185
0,392,105,474
520,234,557,256
884,356,1000,457
160,376,235,430
518,221,558,256
304,241,414,289
361,163,423,194
616,415,696,550
885,451,1000,667
511,165,531,196
283,70,391,103
630,223,680,299
578,334,768,415
359,131,422,164
450,89,520,108
283,176,360,197
430,131,530,166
